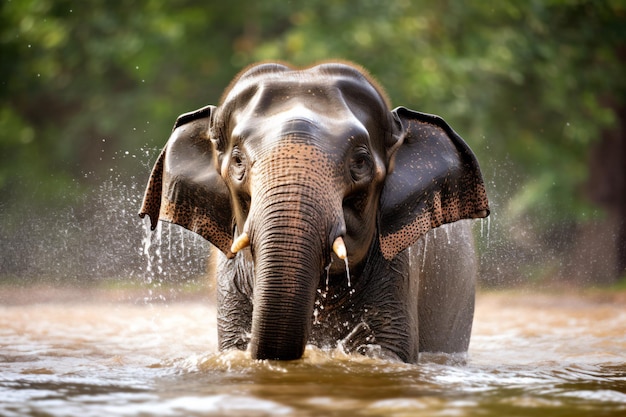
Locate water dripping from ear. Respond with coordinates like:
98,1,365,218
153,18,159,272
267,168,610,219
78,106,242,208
421,234,429,271
141,218,162,286
180,226,186,255
167,222,172,261
479,216,492,247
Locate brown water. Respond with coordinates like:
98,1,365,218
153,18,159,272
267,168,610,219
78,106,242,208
1,289,625,417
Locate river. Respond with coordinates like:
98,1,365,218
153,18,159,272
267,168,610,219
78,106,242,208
1,288,625,416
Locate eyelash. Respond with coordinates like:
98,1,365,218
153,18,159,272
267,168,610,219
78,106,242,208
350,147,373,182
230,147,247,181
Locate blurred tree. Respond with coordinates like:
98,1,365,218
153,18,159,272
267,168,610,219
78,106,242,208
0,0,254,209
1,0,624,283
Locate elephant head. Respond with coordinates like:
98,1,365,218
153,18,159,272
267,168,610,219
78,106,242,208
139,62,489,360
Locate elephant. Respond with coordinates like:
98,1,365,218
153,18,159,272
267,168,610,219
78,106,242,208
139,62,489,363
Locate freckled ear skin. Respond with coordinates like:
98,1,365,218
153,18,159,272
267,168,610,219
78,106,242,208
139,105,234,257
379,106,490,260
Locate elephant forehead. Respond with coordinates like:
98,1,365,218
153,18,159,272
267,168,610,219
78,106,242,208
237,82,355,121
225,63,387,108
232,103,369,146
224,70,389,131
253,139,341,176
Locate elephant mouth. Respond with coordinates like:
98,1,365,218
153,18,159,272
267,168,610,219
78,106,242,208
231,231,347,263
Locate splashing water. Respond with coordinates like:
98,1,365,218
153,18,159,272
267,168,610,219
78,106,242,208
421,234,429,270
141,219,157,285
324,263,331,293
0,147,212,301
480,216,492,243
344,257,351,289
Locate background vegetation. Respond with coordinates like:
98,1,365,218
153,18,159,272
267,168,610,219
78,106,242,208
1,0,625,287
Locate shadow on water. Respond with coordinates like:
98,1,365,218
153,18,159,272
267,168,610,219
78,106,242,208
1,152,625,416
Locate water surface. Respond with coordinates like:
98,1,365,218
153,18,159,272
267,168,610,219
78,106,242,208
1,289,625,416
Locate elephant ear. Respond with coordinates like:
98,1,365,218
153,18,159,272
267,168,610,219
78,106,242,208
139,105,234,257
379,106,490,260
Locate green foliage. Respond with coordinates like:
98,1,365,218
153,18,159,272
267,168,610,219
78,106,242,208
612,275,626,291
1,0,625,235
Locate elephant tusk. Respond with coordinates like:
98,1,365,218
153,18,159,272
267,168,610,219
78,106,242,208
231,232,250,254
332,236,347,260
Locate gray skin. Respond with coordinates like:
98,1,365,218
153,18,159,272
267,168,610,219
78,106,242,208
140,62,489,363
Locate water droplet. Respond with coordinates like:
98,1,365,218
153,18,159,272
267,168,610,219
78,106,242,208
324,263,331,294
344,257,351,288
421,235,429,270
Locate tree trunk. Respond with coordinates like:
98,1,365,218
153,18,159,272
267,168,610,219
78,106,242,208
579,102,626,282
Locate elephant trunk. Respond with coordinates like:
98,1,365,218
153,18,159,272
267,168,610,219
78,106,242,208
248,190,339,360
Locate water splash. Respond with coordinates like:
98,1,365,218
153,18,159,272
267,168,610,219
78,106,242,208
0,146,212,299
421,234,429,271
324,264,331,293
313,303,321,325
344,257,351,289
141,219,154,284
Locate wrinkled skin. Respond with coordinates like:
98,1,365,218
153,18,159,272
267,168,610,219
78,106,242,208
140,62,489,362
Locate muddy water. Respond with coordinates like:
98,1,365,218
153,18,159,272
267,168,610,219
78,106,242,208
1,290,625,417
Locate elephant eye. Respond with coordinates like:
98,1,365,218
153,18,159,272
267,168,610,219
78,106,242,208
349,147,374,183
230,147,247,181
